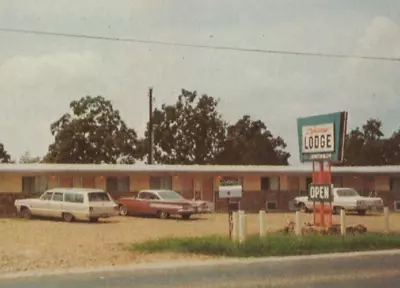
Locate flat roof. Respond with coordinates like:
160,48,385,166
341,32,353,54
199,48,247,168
0,163,399,174
47,188,104,193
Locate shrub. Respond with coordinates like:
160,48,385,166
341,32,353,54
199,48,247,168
128,232,400,257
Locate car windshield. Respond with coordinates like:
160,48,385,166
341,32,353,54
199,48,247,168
88,192,111,202
157,190,184,200
336,188,360,197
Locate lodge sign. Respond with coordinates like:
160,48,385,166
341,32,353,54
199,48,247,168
302,123,334,154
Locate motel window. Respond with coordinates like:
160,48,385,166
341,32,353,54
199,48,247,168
105,176,130,193
260,177,270,191
390,178,400,192
22,176,48,194
306,177,312,188
332,176,343,188
260,177,280,191
149,176,172,190
270,177,280,190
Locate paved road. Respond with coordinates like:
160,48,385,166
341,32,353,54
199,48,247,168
1,250,400,288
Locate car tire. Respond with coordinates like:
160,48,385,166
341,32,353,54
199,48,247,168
19,207,32,219
357,209,367,216
299,203,308,213
62,212,74,223
158,211,169,219
333,206,342,215
119,205,128,216
89,217,99,223
181,214,191,220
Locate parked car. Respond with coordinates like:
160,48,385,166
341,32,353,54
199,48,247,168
14,188,119,222
117,189,213,219
293,187,384,215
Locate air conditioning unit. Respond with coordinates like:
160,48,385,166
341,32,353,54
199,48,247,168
394,201,400,211
266,201,277,210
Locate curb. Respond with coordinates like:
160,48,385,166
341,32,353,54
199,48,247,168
1,249,400,280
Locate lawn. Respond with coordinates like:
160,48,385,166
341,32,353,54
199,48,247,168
129,232,400,257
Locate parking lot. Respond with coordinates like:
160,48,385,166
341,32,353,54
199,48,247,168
0,212,399,274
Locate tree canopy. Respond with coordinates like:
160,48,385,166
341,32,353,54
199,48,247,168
19,151,41,163
0,143,11,163
141,89,290,165
342,118,400,166
43,95,140,164
216,115,290,165
143,89,226,164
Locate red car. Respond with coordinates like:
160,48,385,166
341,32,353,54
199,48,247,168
116,189,212,220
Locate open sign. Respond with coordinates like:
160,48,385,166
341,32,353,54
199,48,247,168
308,184,332,202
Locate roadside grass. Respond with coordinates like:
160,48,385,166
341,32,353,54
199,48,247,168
128,232,400,257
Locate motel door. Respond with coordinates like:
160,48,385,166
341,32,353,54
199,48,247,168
201,177,214,202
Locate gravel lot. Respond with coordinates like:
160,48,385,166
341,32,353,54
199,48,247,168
0,212,398,274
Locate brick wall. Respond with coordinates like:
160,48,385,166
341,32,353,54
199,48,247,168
214,190,300,212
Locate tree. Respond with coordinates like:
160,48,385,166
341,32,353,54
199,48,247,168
215,115,290,165
342,118,400,166
0,143,11,163
19,151,41,163
143,89,226,164
44,95,140,164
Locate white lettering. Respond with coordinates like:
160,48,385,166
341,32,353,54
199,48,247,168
308,185,331,202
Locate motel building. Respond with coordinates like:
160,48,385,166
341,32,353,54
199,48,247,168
1,163,400,216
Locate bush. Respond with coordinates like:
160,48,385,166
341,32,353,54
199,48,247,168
128,232,400,257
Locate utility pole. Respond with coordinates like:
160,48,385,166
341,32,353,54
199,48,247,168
148,87,154,164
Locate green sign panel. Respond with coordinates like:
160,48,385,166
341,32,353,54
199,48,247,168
297,111,348,163
308,184,332,203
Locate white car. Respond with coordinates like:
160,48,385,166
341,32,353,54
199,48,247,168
14,188,119,222
293,187,384,215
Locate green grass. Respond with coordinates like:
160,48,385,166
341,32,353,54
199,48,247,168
128,232,400,257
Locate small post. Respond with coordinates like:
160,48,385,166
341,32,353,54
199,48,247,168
232,211,239,241
295,211,301,236
340,209,346,236
259,210,266,237
384,207,390,234
238,210,246,243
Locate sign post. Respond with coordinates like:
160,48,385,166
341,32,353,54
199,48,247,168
297,111,347,227
218,178,243,238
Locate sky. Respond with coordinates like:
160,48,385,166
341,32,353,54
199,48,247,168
0,0,400,163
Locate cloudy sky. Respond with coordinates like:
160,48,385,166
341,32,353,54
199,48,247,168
0,0,399,163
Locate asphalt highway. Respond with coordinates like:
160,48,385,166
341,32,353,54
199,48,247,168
1,250,400,288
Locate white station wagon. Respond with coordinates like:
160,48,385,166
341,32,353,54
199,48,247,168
14,188,119,222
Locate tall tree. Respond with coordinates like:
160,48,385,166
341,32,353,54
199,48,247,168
342,118,400,166
143,89,226,164
19,151,41,163
215,115,290,165
43,95,140,164
0,143,11,163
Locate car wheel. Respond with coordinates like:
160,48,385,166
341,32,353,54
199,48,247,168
357,209,367,216
19,207,32,219
299,203,308,213
333,206,342,215
89,217,99,223
182,214,191,220
119,205,128,216
62,212,74,223
158,211,169,219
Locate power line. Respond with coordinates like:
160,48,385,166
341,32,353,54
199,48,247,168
1,27,400,62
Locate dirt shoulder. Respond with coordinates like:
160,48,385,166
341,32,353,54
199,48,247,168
0,213,397,274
